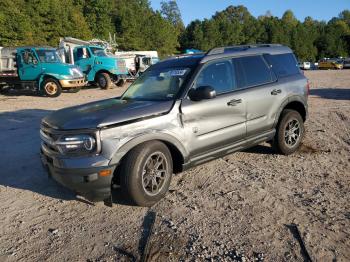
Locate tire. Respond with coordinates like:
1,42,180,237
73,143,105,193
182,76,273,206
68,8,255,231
0,86,10,94
120,141,173,207
116,78,126,87
96,72,112,89
273,109,304,155
42,78,62,97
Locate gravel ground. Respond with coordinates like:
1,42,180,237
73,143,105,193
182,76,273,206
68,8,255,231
0,70,349,262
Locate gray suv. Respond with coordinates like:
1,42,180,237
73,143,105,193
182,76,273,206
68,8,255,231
40,44,308,207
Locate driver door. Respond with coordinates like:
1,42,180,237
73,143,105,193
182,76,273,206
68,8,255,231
74,47,94,74
18,49,42,81
180,59,247,158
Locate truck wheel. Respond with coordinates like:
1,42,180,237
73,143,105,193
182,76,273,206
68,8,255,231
120,141,173,207
42,78,62,97
273,109,304,155
96,73,112,89
0,86,10,94
116,79,126,87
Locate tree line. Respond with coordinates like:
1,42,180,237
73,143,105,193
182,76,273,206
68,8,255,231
0,0,349,61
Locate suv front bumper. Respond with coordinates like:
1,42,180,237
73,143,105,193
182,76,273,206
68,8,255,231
40,146,116,202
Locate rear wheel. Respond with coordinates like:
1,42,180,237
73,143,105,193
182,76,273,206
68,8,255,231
96,72,112,89
273,109,304,155
116,78,126,87
42,78,62,97
0,86,10,94
120,141,173,207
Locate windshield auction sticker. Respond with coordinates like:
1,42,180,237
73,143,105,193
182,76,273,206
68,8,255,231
169,69,188,77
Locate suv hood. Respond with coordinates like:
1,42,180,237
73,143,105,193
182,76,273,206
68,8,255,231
43,98,174,130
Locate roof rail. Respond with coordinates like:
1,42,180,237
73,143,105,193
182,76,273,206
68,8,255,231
206,44,283,56
162,52,205,61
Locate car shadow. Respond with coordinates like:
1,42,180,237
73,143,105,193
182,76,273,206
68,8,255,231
0,89,83,97
243,144,275,155
0,89,40,97
0,109,77,201
309,88,350,100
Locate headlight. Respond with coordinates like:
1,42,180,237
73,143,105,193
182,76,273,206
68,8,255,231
69,68,83,78
56,134,97,155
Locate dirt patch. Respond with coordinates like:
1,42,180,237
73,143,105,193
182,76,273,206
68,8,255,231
299,143,319,154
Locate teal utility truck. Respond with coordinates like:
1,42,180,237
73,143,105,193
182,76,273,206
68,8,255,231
59,37,128,89
0,46,85,97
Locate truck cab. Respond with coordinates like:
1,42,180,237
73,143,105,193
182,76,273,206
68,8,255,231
72,45,128,88
59,38,128,89
0,47,85,97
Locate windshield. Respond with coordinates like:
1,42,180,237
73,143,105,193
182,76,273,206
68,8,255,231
90,47,108,57
122,67,191,101
36,49,62,63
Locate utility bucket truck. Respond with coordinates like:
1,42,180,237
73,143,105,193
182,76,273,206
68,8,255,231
58,37,128,89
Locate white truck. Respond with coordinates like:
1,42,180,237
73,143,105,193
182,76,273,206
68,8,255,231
114,51,159,79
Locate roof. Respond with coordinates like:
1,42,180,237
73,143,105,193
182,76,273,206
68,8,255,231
155,44,293,68
201,44,293,63
15,46,54,50
153,54,205,69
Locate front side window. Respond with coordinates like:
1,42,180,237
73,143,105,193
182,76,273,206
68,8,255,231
36,49,61,63
195,60,235,94
22,50,38,64
90,47,108,57
76,47,90,59
234,55,273,89
122,67,191,101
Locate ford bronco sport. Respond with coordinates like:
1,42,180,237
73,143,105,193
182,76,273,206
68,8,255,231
40,44,308,207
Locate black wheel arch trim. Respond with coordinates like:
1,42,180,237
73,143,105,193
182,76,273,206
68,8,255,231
273,95,308,128
109,132,189,168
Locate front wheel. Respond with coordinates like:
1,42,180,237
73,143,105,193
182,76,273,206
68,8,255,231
273,109,304,155
120,141,173,207
42,78,62,97
96,72,112,89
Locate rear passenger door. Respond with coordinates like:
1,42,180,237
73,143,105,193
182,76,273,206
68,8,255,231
232,55,283,137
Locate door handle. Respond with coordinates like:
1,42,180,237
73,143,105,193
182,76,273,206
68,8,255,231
227,99,242,106
271,89,282,95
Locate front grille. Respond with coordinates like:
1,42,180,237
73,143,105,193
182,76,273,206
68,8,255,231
68,79,85,85
40,122,60,154
117,59,127,72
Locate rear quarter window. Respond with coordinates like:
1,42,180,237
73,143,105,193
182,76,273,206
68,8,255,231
264,53,300,78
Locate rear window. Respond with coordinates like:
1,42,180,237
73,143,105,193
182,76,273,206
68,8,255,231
264,53,300,78
233,55,273,88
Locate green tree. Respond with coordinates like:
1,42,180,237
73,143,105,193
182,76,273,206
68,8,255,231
160,0,184,32
80,0,115,39
0,0,34,46
114,0,179,56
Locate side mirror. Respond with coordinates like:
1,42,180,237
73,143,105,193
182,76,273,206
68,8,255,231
33,59,38,65
188,86,216,101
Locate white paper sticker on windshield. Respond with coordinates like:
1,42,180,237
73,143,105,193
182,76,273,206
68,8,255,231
170,69,188,76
